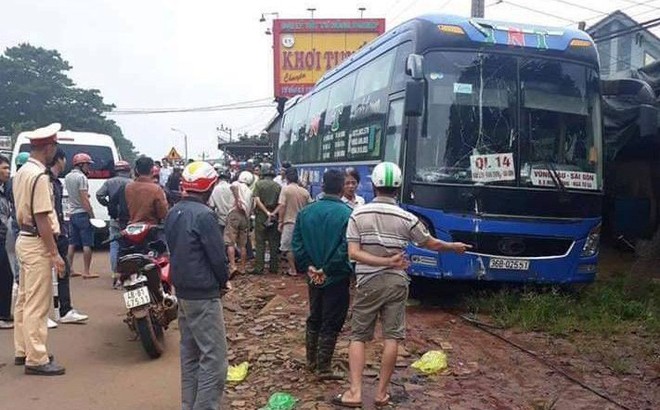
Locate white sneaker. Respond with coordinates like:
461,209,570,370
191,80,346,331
0,320,13,329
59,309,89,324
47,318,58,329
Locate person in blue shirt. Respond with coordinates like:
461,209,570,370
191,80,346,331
164,161,230,410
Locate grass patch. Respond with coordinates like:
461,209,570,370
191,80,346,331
466,273,660,336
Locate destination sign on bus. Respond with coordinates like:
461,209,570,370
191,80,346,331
470,153,515,182
531,169,598,190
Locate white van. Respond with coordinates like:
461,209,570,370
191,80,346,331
11,131,121,239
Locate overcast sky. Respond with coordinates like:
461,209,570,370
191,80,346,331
2,0,658,159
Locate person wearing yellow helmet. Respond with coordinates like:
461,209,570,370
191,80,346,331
164,161,230,410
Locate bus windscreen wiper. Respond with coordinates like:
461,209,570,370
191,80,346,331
544,162,566,192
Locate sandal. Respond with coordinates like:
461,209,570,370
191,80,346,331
82,274,100,279
330,393,362,408
374,393,391,407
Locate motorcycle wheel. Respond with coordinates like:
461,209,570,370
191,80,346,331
135,313,165,359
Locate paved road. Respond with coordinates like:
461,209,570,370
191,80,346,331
0,251,181,410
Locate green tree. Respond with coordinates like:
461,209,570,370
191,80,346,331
0,43,137,162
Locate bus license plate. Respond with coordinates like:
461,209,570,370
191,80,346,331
489,258,530,271
123,287,151,309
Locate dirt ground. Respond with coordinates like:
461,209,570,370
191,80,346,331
1,250,657,410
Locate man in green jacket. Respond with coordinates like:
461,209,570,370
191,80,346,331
292,169,352,380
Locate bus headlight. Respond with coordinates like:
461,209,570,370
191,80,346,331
581,224,601,257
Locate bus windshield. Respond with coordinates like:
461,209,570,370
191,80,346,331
19,144,115,179
415,51,602,191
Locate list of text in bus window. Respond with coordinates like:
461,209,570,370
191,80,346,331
349,127,371,155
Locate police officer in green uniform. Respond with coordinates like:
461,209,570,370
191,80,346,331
249,163,282,275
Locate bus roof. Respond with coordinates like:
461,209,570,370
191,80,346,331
317,13,598,89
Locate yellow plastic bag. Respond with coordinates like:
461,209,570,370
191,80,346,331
410,350,448,374
227,361,249,382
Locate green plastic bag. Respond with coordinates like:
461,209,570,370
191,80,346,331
410,350,448,374
226,361,249,382
259,392,298,410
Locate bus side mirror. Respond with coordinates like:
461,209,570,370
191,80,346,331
404,80,424,117
406,54,424,80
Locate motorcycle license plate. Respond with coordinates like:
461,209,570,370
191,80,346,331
488,258,530,271
123,287,151,309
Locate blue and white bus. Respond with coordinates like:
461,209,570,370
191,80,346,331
278,14,603,284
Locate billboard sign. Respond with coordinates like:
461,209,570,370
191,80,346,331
273,18,385,98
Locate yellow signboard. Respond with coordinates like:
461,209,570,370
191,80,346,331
273,19,385,98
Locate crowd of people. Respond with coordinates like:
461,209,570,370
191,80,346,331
0,122,472,409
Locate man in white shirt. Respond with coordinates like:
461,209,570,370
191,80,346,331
273,162,291,187
225,171,254,274
208,171,233,229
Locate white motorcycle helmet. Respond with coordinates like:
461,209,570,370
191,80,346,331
238,170,255,185
371,162,403,188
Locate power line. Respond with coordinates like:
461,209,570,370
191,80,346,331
500,0,575,23
110,97,272,113
593,17,660,42
389,0,422,24
546,0,605,15
566,0,660,26
107,97,274,115
108,103,275,116
620,0,660,13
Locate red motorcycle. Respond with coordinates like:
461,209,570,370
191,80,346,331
105,223,177,359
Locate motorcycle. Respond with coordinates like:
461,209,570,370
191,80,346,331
104,223,178,359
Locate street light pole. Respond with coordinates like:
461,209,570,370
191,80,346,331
171,127,188,162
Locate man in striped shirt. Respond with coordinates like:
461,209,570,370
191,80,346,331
332,162,471,408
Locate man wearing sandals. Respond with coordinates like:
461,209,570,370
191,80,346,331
332,162,471,408
65,152,97,279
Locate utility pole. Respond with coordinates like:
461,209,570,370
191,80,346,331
471,0,485,18
358,7,366,18
171,127,188,163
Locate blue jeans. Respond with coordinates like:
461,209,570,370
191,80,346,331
69,212,94,248
179,298,228,410
109,222,120,274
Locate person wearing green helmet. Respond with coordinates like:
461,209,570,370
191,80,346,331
4,152,30,288
333,162,471,408
15,152,30,168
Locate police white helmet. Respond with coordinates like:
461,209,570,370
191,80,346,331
238,170,255,185
371,162,402,188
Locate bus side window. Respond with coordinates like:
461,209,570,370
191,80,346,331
305,88,330,163
353,49,396,100
384,99,404,164
393,42,413,88
279,109,295,163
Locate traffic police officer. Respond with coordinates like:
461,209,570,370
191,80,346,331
13,123,66,376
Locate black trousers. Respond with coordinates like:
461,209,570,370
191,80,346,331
56,235,72,317
306,277,350,337
0,243,12,320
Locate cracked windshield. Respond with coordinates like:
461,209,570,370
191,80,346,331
416,51,602,190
